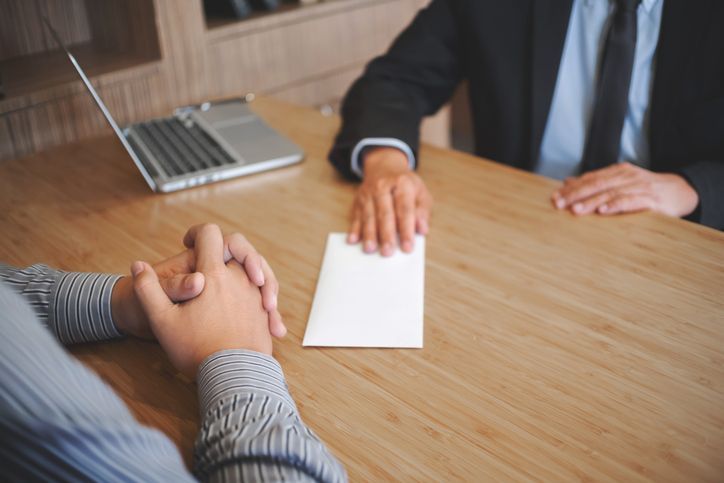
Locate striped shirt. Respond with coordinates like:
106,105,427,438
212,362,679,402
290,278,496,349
0,263,346,482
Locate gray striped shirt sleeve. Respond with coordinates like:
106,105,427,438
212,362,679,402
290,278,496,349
0,263,347,482
0,262,123,344
196,350,347,482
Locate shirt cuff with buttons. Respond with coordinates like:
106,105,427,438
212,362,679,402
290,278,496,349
350,137,416,179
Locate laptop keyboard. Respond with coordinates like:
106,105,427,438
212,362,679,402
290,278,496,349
131,118,238,177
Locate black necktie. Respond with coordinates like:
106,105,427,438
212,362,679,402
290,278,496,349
581,0,641,172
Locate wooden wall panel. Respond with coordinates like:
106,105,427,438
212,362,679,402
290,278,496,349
85,0,160,57
152,0,210,110
3,71,166,161
0,118,13,160
421,106,451,148
269,64,366,108
0,0,91,61
204,0,422,98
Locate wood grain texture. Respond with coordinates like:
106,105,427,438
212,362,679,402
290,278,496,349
1,97,722,481
0,0,92,61
0,0,161,102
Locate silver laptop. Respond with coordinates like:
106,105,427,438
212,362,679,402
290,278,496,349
43,18,304,193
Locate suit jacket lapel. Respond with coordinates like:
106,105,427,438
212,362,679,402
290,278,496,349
529,0,574,167
649,0,713,164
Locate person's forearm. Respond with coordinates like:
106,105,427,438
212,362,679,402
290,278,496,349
0,262,124,344
194,350,347,483
0,283,195,482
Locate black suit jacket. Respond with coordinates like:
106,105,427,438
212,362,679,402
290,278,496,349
329,0,724,229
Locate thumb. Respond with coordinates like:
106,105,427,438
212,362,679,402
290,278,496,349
131,261,174,321
160,272,205,303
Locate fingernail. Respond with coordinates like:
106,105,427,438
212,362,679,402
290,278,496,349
555,198,565,209
419,220,429,234
184,274,197,289
258,269,265,286
402,240,413,252
131,261,144,277
364,241,375,253
599,204,608,213
348,233,359,244
271,293,278,309
382,243,393,256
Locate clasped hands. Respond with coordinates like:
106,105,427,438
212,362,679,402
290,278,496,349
112,224,282,378
349,148,699,255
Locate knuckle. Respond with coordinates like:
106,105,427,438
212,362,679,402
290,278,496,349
228,232,248,244
609,187,623,199
589,178,606,190
267,276,279,292
200,223,220,235
244,252,260,266
393,183,410,197
374,179,389,192
373,191,390,203
396,175,414,189
395,191,414,207
378,202,391,215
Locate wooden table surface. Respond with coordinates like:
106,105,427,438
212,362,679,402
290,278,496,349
1,97,723,481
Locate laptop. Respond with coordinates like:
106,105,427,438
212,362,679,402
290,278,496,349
43,18,304,193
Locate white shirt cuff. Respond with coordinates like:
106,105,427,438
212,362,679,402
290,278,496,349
350,137,416,178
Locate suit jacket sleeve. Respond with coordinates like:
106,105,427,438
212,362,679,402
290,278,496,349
328,0,463,179
677,160,724,230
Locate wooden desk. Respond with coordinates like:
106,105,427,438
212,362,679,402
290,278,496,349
1,98,723,481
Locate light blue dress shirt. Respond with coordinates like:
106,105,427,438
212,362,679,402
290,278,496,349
536,0,664,180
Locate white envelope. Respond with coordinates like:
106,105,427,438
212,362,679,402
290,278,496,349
302,233,425,348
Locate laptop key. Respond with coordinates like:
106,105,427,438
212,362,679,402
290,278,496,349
184,122,237,167
148,120,197,174
134,123,184,176
166,119,218,170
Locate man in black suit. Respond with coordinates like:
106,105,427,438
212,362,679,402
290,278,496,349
329,0,724,255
